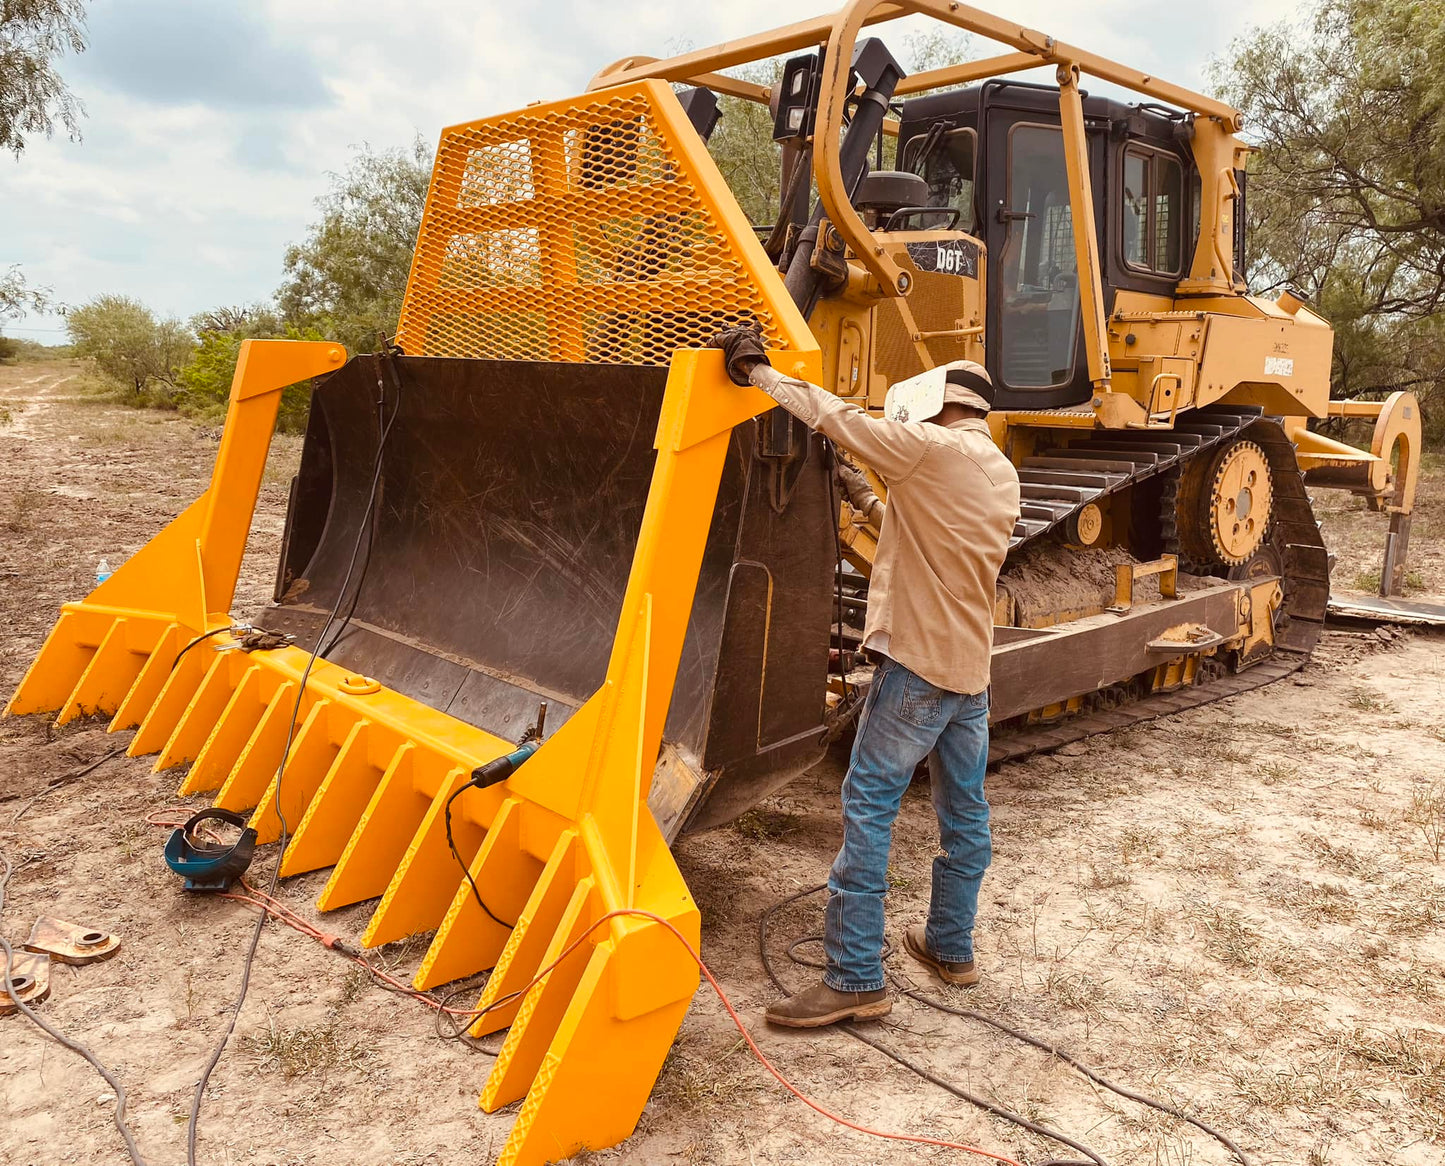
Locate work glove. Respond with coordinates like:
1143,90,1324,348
710,324,770,386
836,458,885,527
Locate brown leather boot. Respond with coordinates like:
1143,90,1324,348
764,980,892,1028
903,924,980,986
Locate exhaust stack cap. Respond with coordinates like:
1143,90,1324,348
1278,287,1309,316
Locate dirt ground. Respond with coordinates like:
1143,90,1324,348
2,359,1443,1166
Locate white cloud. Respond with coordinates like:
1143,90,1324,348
2,0,1300,341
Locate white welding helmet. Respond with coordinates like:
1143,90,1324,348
884,361,995,421
883,366,947,423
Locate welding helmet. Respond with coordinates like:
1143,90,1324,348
883,361,995,422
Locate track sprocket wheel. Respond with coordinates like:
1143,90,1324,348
1174,439,1274,569
1208,440,1272,565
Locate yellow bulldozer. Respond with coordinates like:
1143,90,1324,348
5,2,1428,1163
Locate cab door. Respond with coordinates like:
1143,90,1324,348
982,91,1105,410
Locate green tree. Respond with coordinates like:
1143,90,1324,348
66,294,193,395
276,138,432,355
1,264,52,318
177,303,321,430
1,0,87,157
0,264,53,357
1214,0,1445,439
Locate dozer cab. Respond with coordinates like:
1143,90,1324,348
7,2,1424,1163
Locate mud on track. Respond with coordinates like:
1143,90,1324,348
2,360,1443,1166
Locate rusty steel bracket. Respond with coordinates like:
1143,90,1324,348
1110,554,1179,612
24,917,123,966
1,950,52,1015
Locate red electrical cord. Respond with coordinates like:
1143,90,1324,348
148,809,1023,1165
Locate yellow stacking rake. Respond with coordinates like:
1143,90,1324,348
7,79,822,1165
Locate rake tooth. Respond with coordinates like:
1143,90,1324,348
178,664,265,794
280,725,388,876
247,701,341,845
109,623,182,732
316,743,426,911
413,796,538,990
5,610,96,716
129,641,211,757
360,768,483,949
56,617,141,725
153,654,238,772
492,943,693,1166
469,830,580,1037
480,877,597,1111
213,681,299,812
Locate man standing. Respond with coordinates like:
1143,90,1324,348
711,328,1021,1028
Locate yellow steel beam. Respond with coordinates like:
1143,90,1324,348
1056,62,1111,393
897,50,1043,93
587,5,910,89
592,2,1240,124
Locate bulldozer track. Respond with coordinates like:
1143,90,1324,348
986,653,1305,764
1006,403,1268,551
984,412,1330,758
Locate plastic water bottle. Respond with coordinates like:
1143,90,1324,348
96,557,112,584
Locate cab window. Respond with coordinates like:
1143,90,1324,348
1121,146,1183,275
999,123,1080,390
901,126,977,232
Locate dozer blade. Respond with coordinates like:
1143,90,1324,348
266,353,838,837
6,341,798,1164
8,75,825,1166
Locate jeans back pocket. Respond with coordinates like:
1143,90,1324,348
898,669,944,728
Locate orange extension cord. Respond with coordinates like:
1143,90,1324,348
147,809,1023,1165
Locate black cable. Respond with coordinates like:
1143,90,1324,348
319,347,404,660
845,1026,1099,1166
760,884,1254,1166
171,627,232,673
893,982,1254,1166
186,348,406,1166
759,884,1100,1166
432,981,506,1053
443,784,515,932
1,850,150,1166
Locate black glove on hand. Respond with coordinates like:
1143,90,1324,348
710,324,770,386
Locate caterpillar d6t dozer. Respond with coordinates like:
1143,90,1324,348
7,2,1425,1162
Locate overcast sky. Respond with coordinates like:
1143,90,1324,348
2,0,1300,341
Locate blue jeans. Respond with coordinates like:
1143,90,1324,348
824,656,992,993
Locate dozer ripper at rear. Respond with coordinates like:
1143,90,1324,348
6,3,1427,1163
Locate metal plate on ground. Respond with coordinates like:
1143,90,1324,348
23,916,122,965
1327,594,1445,627
1,950,51,1014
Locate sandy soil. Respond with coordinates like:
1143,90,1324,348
2,360,1442,1166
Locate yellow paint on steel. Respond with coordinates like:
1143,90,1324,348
1056,62,1112,392
1206,441,1272,565
396,79,814,365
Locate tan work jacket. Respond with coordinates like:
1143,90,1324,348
752,366,1021,695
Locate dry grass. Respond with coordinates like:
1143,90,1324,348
1194,901,1310,980
3,485,45,533
1407,781,1445,862
732,806,803,842
1345,686,1395,713
243,1014,374,1080
1300,832,1383,881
